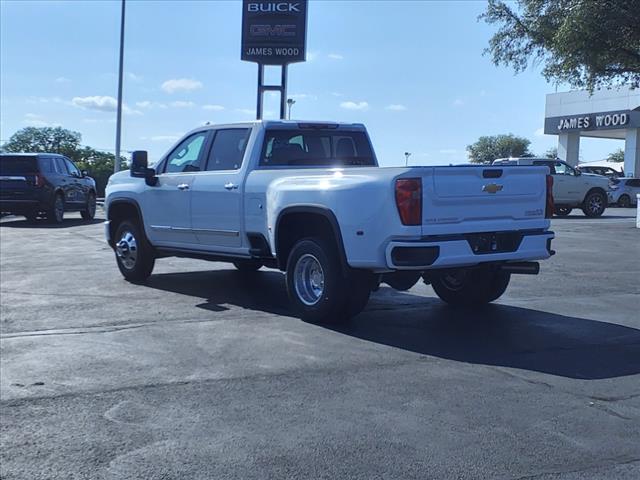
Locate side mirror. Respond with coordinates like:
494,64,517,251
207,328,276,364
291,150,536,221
574,169,582,176
81,170,89,177
130,150,157,186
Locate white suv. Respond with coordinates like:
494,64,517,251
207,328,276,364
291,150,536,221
493,158,611,217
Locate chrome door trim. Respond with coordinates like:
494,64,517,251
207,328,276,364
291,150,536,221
192,228,240,237
150,225,239,236
0,176,27,181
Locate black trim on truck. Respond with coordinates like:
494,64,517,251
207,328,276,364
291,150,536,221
275,205,349,274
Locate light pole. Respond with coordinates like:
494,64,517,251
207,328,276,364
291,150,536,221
404,151,411,166
114,0,126,173
286,98,296,120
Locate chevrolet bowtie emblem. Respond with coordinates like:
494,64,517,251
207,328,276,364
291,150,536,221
482,183,503,194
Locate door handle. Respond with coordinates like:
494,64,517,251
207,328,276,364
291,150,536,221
224,182,238,190
177,183,190,191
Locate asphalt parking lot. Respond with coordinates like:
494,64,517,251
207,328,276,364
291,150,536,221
1,209,639,479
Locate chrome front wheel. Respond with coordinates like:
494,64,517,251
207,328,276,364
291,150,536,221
116,230,138,270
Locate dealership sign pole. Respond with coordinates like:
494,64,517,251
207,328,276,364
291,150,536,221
241,0,308,120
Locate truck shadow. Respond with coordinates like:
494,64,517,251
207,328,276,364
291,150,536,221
146,269,640,380
0,216,103,229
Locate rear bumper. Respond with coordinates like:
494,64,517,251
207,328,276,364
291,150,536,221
0,199,47,213
385,230,554,270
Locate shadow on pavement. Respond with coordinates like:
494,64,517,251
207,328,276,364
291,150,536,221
146,269,640,381
0,217,103,228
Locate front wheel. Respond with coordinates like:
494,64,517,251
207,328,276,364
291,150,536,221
81,192,96,220
582,191,606,217
554,206,572,216
114,220,155,282
431,267,510,306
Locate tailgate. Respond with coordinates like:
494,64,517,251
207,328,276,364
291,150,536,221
0,156,39,200
422,165,548,234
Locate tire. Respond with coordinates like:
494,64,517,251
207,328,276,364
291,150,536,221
81,192,96,220
233,259,263,272
554,206,572,216
47,194,64,224
431,266,511,306
285,237,350,324
618,195,631,208
114,219,155,282
345,270,374,318
581,190,607,217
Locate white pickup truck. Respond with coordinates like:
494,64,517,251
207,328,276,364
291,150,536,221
105,121,555,323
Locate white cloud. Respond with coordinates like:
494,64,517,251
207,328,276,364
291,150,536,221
136,100,168,109
22,113,59,128
340,101,369,111
385,104,407,111
439,149,458,154
330,92,343,97
328,53,344,60
127,72,143,82
55,77,71,83
236,108,256,115
169,101,195,108
452,98,464,107
72,95,142,115
161,78,203,94
306,51,319,62
202,104,225,111
535,127,545,136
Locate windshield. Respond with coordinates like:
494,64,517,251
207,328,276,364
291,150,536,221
260,129,376,167
0,155,38,175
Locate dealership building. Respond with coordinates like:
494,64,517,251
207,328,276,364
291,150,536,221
544,86,640,176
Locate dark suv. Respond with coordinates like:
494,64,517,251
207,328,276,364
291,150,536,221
0,153,97,223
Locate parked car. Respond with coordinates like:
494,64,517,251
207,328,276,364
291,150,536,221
492,157,611,217
0,153,97,223
577,165,624,178
105,121,555,324
610,178,640,207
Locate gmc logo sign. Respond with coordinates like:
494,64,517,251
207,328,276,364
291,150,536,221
247,2,300,12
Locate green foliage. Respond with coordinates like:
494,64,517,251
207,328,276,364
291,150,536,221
1,127,81,159
1,127,126,196
607,148,625,163
481,0,640,91
466,134,533,164
545,147,558,159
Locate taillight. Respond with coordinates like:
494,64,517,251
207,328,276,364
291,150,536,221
545,174,554,218
29,173,45,187
395,178,422,225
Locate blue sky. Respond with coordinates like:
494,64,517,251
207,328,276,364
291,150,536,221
0,0,623,165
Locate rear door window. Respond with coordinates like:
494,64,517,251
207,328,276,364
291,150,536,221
38,157,56,173
54,157,69,175
205,128,250,171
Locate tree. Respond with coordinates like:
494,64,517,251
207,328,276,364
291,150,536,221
1,127,81,159
607,148,625,163
1,127,126,196
545,147,558,159
466,134,533,164
481,0,640,91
